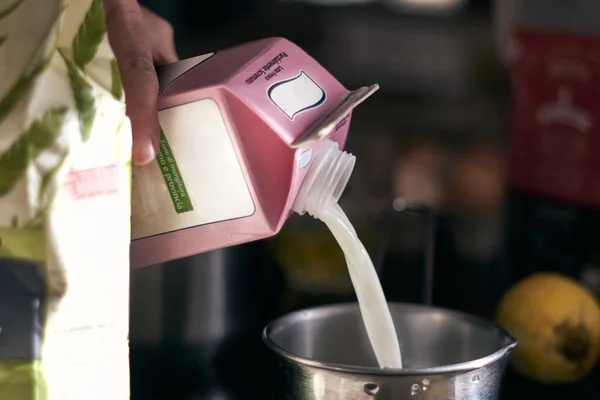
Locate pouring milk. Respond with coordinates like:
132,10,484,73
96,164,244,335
323,202,403,368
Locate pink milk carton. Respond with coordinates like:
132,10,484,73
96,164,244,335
130,38,378,268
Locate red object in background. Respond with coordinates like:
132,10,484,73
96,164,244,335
509,28,600,208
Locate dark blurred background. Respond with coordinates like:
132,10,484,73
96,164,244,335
129,1,600,399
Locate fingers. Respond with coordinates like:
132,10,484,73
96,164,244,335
140,6,179,65
103,0,159,166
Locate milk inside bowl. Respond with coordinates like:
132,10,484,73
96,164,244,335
130,38,403,369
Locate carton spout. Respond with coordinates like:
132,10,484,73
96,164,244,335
291,84,379,149
293,139,356,219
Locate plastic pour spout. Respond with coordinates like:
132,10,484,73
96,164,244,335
293,139,356,219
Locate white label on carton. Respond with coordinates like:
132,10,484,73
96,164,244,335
268,71,326,120
131,99,255,240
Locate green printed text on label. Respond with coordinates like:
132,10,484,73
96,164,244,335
157,129,194,214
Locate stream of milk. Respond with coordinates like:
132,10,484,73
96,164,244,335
319,201,403,369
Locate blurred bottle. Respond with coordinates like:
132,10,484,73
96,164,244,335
497,6,600,394
496,0,600,294
381,0,467,16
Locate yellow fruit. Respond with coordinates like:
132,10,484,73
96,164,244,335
495,272,600,384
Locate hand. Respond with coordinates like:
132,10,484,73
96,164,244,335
102,0,178,166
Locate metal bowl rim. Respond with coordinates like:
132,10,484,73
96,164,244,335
262,302,517,376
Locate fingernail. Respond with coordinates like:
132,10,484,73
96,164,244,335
132,141,156,166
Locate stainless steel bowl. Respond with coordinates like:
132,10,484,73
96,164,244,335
263,302,516,399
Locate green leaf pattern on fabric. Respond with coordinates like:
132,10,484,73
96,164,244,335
0,1,132,397
0,0,26,22
0,48,55,126
72,0,106,69
0,225,45,260
0,360,46,400
0,0,124,242
110,58,123,100
0,105,63,260
61,51,96,142
0,65,44,124
0,65,42,124
0,107,68,196
0,0,27,63
38,149,68,203
0,23,60,126
22,147,70,231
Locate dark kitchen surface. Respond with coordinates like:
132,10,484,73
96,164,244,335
131,1,600,399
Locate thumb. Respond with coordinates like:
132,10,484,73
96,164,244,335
103,0,160,166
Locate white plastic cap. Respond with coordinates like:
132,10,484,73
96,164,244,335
293,139,356,219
